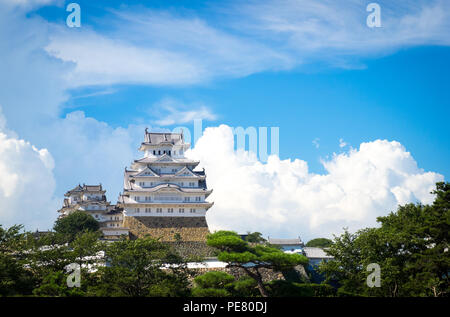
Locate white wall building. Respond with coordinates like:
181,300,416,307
118,130,214,219
57,184,129,240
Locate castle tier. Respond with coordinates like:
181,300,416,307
118,130,214,241
57,184,129,240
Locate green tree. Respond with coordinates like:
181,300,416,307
207,231,308,297
0,225,36,296
191,271,259,297
32,271,85,297
89,238,191,297
245,232,266,243
53,211,100,241
191,271,235,297
25,230,103,296
305,238,333,248
319,182,450,297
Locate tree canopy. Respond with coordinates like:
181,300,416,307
305,238,333,248
319,182,450,297
207,231,308,297
53,211,100,241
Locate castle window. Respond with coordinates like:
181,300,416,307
135,196,140,201
136,208,140,213
153,150,156,155
179,208,184,213
190,208,196,213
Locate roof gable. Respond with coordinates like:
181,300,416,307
133,167,159,177
174,166,198,177
155,154,176,162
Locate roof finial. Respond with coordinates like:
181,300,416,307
145,127,148,134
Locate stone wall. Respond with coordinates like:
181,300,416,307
123,216,210,242
165,241,218,259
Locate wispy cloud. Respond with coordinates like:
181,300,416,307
150,97,217,126
312,138,320,149
339,138,347,148
43,1,450,87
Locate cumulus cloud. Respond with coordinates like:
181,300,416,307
40,111,145,200
0,110,58,230
187,125,443,240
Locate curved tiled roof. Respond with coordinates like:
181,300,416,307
124,183,212,195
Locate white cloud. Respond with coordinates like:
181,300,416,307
187,125,443,240
236,0,450,65
3,0,60,9
151,97,217,126
339,138,347,148
42,1,450,86
45,9,291,87
0,110,58,230
312,138,320,149
40,111,145,200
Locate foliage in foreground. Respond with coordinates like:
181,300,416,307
305,238,333,248
1,182,448,297
207,230,309,297
319,182,450,297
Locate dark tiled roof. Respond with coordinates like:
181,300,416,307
65,184,105,196
144,131,184,145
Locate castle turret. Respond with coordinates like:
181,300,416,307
58,184,129,240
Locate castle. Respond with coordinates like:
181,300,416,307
58,129,214,241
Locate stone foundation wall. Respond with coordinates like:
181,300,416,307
123,216,210,242
165,241,218,259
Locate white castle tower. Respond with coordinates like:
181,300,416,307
118,129,214,241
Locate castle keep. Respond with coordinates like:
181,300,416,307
118,130,213,241
58,129,214,242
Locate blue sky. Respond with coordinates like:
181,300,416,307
33,0,449,178
64,46,450,177
0,0,449,237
